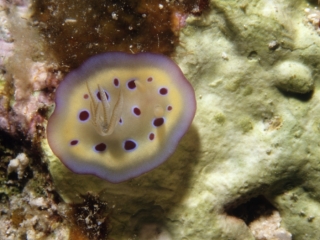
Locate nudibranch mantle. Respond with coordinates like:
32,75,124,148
47,52,196,183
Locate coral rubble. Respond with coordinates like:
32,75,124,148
7,153,29,179
0,0,61,141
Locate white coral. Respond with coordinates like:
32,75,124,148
7,153,29,179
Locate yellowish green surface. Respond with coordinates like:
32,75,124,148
44,0,320,239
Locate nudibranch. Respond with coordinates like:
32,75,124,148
47,52,196,183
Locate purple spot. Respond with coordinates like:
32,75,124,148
127,80,136,90
97,91,109,101
153,117,164,127
79,110,90,121
147,77,153,82
114,78,119,87
70,140,79,146
159,88,168,95
95,143,107,152
83,94,89,99
119,118,123,124
149,133,155,140
124,140,137,151
133,107,141,116
167,106,172,111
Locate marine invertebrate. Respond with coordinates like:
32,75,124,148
47,52,196,183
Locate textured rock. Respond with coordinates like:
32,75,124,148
3,0,320,239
